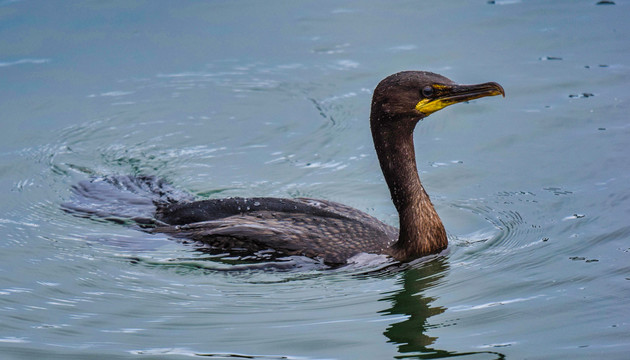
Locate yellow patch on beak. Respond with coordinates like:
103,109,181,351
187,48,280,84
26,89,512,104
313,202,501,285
415,98,450,116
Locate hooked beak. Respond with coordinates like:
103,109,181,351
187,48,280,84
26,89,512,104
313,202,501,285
415,81,505,116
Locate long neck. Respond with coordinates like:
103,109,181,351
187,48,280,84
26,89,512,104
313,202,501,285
371,117,447,261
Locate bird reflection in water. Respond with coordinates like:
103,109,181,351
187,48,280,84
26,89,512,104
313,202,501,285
380,258,506,359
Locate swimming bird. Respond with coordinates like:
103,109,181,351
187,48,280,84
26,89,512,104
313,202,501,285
66,71,504,265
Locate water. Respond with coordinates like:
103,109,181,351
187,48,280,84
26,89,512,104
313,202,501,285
1,0,629,359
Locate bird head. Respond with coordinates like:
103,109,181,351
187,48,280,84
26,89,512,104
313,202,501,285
371,71,505,126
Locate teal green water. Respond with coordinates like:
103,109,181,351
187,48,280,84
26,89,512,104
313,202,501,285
1,1,629,359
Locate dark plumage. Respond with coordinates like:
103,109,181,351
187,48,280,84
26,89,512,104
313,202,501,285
154,197,398,264
64,71,504,265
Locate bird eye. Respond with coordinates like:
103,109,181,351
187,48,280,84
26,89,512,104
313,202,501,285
421,86,434,98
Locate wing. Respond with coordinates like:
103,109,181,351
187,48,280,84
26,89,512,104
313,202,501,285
154,199,398,264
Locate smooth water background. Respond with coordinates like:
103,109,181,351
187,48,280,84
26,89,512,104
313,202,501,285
1,1,629,359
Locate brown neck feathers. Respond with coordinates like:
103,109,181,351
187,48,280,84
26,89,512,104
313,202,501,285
371,114,447,261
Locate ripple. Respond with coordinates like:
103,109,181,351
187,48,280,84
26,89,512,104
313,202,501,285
121,247,403,284
446,190,549,271
128,253,329,276
0,337,30,343
0,58,50,67
451,294,545,312
130,348,311,359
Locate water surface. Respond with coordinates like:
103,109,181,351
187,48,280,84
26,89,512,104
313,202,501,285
1,1,629,359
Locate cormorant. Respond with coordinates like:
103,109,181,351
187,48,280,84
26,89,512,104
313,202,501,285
65,71,504,265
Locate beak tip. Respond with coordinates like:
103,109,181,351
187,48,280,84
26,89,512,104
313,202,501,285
492,82,506,98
